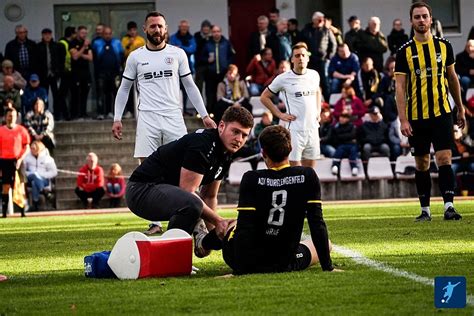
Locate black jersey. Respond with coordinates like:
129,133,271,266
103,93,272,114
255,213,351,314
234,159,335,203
129,129,232,186
231,165,333,273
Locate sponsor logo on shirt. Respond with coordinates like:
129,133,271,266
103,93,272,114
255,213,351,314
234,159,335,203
165,57,174,65
295,90,316,97
143,70,173,80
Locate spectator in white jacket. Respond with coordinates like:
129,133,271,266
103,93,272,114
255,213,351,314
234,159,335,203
24,140,58,211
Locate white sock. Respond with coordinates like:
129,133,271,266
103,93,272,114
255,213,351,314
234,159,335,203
421,206,431,215
444,202,453,211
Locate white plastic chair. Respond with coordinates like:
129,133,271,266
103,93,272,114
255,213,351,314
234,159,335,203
314,158,338,182
367,157,394,180
228,162,253,185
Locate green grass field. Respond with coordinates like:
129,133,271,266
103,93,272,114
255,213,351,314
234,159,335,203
1,200,473,315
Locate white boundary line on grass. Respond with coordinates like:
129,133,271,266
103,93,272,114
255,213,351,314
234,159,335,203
333,244,474,307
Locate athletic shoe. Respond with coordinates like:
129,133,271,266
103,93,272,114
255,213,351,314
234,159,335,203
415,211,432,222
143,223,163,235
96,115,104,120
331,165,338,175
193,219,211,258
123,111,133,119
444,206,462,220
107,112,114,120
351,167,358,176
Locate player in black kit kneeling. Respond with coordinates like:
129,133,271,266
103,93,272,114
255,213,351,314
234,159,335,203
194,125,342,274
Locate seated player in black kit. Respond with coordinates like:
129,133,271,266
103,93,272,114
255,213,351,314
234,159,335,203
126,107,254,246
194,125,340,274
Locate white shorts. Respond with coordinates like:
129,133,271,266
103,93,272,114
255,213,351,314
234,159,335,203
134,111,187,158
289,129,320,162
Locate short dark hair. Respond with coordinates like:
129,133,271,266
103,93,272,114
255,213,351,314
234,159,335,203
259,125,291,163
288,18,298,26
221,106,254,129
64,26,75,38
127,21,137,30
5,107,17,115
410,2,432,19
77,25,87,32
145,11,166,23
269,7,280,15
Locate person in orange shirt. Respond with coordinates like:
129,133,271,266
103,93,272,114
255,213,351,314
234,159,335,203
75,152,105,209
0,108,30,217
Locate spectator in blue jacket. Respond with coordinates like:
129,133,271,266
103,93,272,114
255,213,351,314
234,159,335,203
21,74,48,115
170,19,197,115
203,25,235,113
92,26,124,120
328,43,363,97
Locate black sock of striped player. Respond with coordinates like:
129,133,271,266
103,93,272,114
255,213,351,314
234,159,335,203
438,165,455,211
415,170,431,214
2,194,8,217
202,229,224,251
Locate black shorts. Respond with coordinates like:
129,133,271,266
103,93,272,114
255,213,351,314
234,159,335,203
222,227,312,274
409,114,454,156
0,159,17,186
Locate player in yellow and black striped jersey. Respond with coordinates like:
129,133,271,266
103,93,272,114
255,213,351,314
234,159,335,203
193,125,338,275
395,2,466,222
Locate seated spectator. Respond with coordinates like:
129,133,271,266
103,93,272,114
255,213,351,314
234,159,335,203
451,126,474,195
24,98,55,155
330,112,359,176
0,59,26,90
214,64,252,123
455,40,474,103
319,106,335,158
388,118,403,161
21,74,48,114
333,86,366,127
0,75,21,116
253,111,275,140
24,140,58,211
105,163,126,208
246,47,276,96
375,57,398,123
359,57,380,107
328,43,363,97
358,106,390,162
387,19,409,56
75,152,105,209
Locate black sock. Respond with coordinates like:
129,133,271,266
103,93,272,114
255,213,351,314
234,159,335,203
2,194,8,217
415,170,431,207
202,229,223,250
438,165,455,204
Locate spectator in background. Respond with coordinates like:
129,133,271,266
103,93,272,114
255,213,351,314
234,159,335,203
264,60,291,119
214,64,252,123
4,25,37,80
253,111,275,140
37,28,65,111
21,74,48,114
92,26,124,120
344,16,362,54
333,86,366,128
249,16,271,59
358,106,390,162
330,111,359,176
455,40,474,103
57,26,76,121
70,25,93,120
122,21,145,59
23,98,55,155
194,20,212,96
0,75,21,116
170,19,197,115
203,25,235,113
268,19,292,65
359,57,380,107
387,19,409,56
75,152,105,209
301,11,337,102
388,117,403,161
451,126,474,194
325,16,343,45
24,140,57,212
288,18,302,45
0,59,26,90
319,106,335,158
105,163,126,208
376,57,398,123
246,47,276,96
91,23,105,46
328,43,363,97
357,17,388,73
268,7,280,35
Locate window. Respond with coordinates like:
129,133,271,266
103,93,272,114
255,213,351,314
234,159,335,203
416,0,460,33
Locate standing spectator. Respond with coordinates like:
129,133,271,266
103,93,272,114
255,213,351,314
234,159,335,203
288,18,302,45
319,106,335,158
203,25,235,113
37,28,65,111
333,86,366,127
23,98,55,155
325,16,343,45
57,26,76,121
0,75,21,115
105,163,126,208
455,40,474,103
92,26,124,120
344,16,362,54
245,47,276,96
194,20,212,96
0,59,26,90
121,21,145,59
0,108,30,217
268,19,292,64
358,106,390,162
358,17,388,73
359,57,380,107
249,16,271,59
387,19,409,56
376,57,398,123
75,152,105,209
330,112,359,176
170,19,197,115
21,74,48,114
91,23,105,46
268,7,280,35
388,117,403,161
70,26,93,120
328,43,363,96
24,140,57,211
301,11,337,102
4,25,37,80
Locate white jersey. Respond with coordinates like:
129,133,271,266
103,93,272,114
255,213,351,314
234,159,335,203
123,44,191,116
268,69,321,131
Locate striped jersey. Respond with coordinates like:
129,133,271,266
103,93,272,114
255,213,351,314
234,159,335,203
268,69,321,130
395,36,455,121
122,44,191,116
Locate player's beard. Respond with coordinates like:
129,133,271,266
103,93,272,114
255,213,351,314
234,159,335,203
147,31,165,46
414,24,429,34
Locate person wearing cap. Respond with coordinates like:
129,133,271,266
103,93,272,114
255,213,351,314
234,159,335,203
0,59,26,91
4,25,38,80
344,16,362,54
21,74,48,115
37,28,65,112
358,106,390,162
194,20,212,95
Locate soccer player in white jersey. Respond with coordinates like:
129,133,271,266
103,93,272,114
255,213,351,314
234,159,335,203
260,42,322,168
